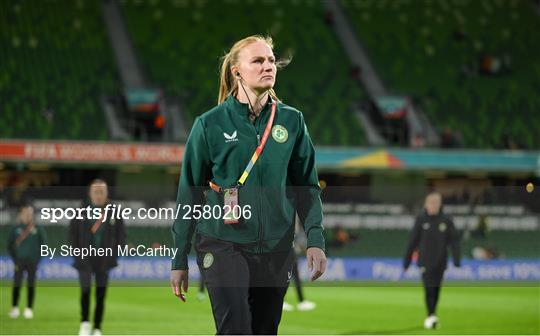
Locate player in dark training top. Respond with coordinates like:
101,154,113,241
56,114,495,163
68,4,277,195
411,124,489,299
403,192,461,329
7,203,47,320
69,179,126,335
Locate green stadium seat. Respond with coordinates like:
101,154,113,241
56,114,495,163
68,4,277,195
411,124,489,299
0,0,120,140
121,0,367,146
342,0,540,148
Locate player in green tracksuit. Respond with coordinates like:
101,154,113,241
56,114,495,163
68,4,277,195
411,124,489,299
7,203,47,320
170,35,327,335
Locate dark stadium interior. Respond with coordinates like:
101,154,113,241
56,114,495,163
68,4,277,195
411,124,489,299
0,0,539,334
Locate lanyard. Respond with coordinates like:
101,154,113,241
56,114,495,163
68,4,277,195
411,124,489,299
237,100,277,186
91,212,105,234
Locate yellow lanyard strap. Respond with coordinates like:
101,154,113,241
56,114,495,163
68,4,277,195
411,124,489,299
237,100,277,186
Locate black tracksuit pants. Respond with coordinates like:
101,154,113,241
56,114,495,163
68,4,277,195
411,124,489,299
12,261,38,308
196,235,294,335
288,255,304,302
77,260,109,330
421,266,445,316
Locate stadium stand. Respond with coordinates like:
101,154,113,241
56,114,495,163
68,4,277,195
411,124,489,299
0,0,120,140
325,228,540,259
1,216,536,259
1,198,537,259
322,200,540,258
342,0,540,148
121,0,367,145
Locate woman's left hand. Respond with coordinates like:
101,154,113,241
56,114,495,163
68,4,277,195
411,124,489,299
306,247,327,281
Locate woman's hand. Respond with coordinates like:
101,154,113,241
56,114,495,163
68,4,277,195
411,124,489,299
306,247,327,281
171,270,189,302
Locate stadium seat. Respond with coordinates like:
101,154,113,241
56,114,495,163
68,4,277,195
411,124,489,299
121,0,367,145
342,0,540,148
0,0,120,140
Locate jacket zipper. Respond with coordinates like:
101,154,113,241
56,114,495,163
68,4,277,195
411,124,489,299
254,116,264,253
257,142,264,253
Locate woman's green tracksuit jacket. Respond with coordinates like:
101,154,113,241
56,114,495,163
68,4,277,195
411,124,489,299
171,95,324,270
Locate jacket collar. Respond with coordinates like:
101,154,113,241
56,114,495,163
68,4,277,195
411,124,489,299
423,208,444,217
225,94,273,119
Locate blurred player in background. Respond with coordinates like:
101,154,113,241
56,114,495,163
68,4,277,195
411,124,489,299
283,218,316,312
403,192,461,329
171,35,326,335
7,203,47,319
69,179,126,336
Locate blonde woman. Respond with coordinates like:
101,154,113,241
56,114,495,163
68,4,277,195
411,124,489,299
171,35,326,334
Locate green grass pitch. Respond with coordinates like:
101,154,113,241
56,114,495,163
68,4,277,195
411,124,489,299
1,281,538,334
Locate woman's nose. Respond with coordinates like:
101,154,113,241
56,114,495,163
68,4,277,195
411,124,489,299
263,61,274,71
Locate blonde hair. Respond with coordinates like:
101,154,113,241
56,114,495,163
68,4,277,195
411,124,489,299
218,35,290,104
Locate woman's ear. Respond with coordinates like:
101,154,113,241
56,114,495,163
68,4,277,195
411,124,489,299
231,66,240,78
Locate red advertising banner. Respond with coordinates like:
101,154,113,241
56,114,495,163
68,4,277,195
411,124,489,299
0,141,184,165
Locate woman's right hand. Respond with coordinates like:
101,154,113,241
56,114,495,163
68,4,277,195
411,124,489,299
170,270,189,302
